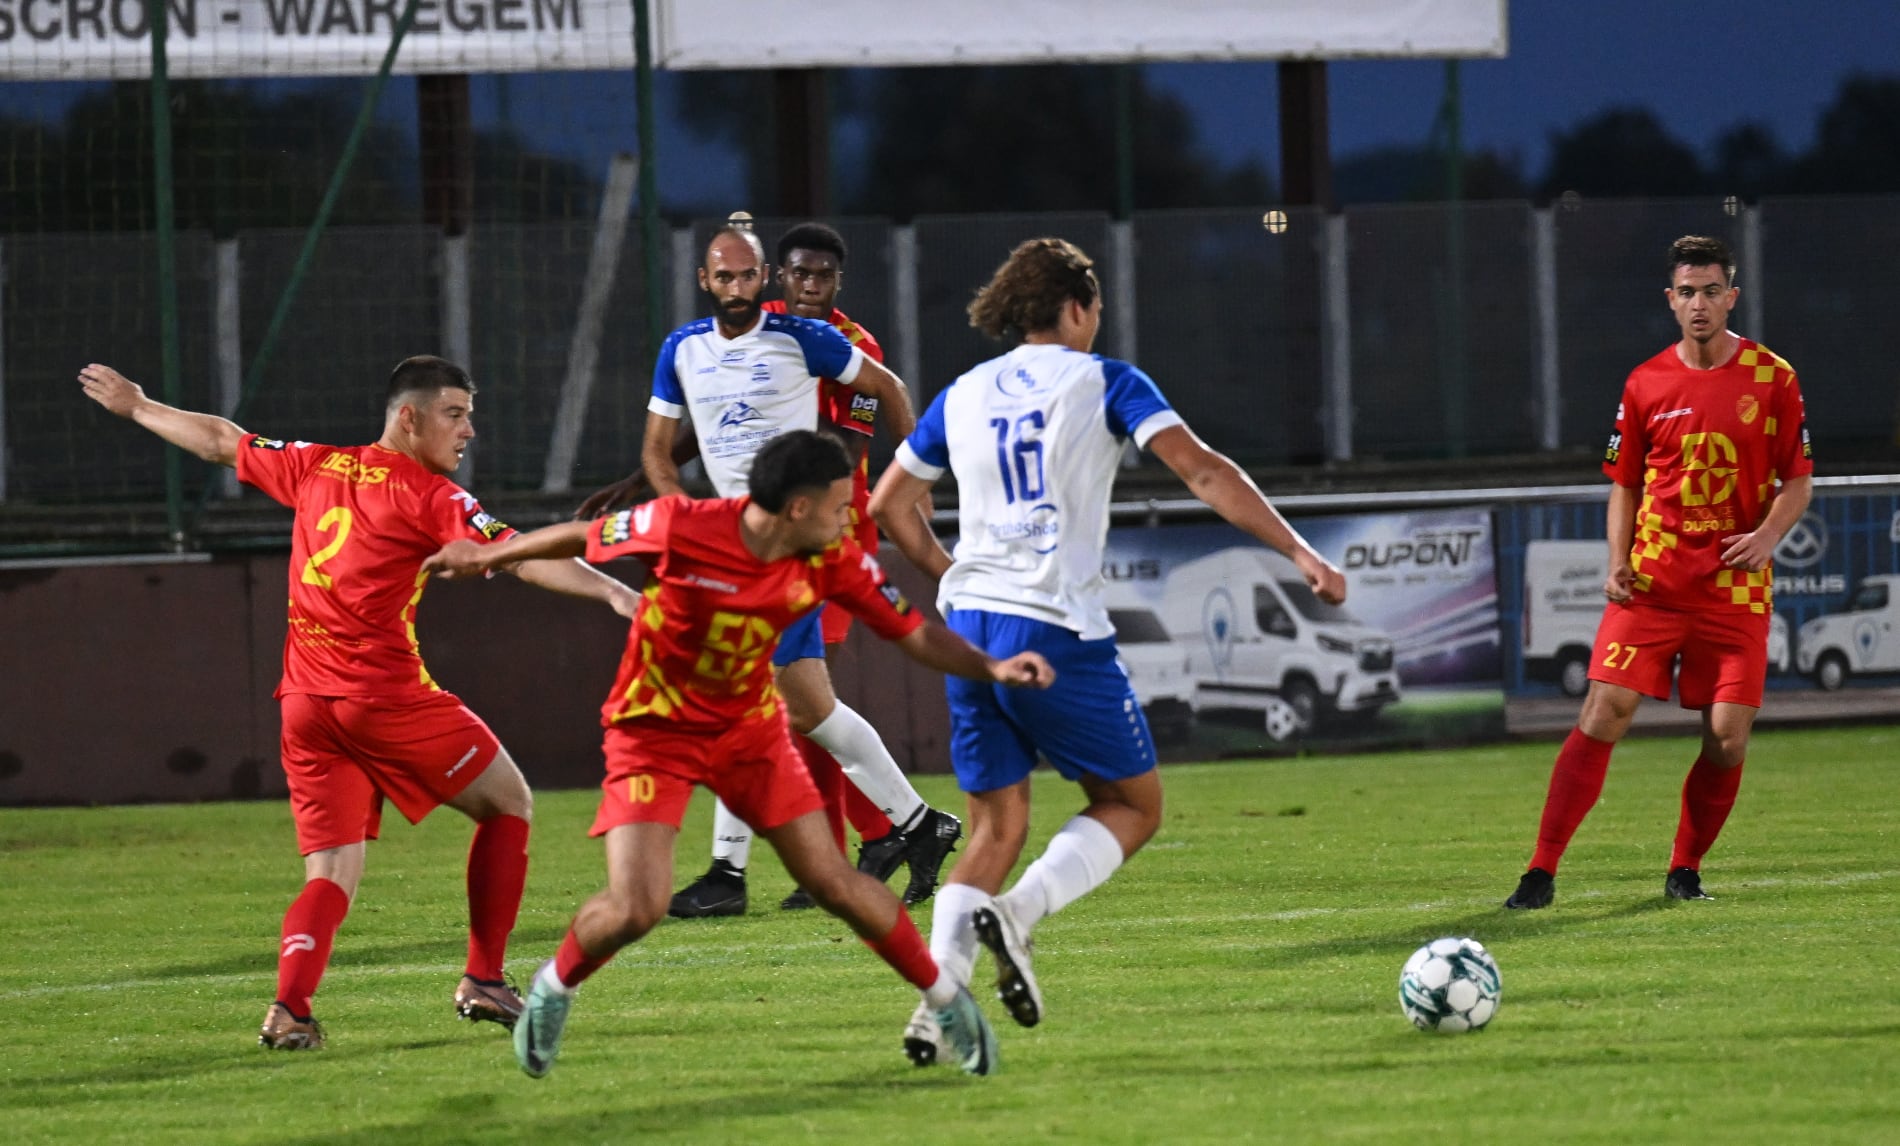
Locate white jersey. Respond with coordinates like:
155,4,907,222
649,311,867,497
895,343,1182,639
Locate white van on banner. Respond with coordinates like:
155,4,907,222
1102,508,1504,757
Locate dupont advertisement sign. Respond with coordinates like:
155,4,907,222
1497,488,1900,698
1102,508,1505,758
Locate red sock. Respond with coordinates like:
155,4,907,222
275,878,351,1018
1670,754,1744,871
465,814,530,981
846,782,894,843
1529,727,1616,874
862,907,940,992
797,737,850,856
553,928,614,990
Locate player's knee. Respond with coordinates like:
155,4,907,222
800,864,864,914
600,891,664,944
1703,732,1748,768
1581,685,1640,730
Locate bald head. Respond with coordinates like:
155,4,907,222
701,227,769,333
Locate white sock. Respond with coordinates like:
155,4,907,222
928,881,990,989
806,702,927,827
921,970,960,1010
710,799,752,871
996,814,1125,932
536,959,576,997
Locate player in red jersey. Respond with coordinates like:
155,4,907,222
424,430,1053,1078
579,222,953,916
79,356,638,1049
1504,236,1814,909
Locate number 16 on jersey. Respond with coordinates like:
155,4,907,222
991,411,1046,505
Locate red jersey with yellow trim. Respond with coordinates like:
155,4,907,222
763,299,884,554
236,435,516,698
1602,338,1813,613
584,495,922,729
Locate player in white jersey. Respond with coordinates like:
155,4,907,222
641,226,962,917
870,237,1346,1063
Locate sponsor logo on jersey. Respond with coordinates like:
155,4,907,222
848,392,878,424
689,574,740,594
720,349,747,365
1604,430,1622,464
601,511,634,547
1649,406,1695,424
469,511,510,541
878,580,912,615
1736,394,1760,425
317,451,390,484
717,400,766,433
250,437,288,450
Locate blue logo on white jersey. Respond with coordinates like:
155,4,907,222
718,401,766,432
996,366,1047,398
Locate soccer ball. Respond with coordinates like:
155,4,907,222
1399,937,1501,1032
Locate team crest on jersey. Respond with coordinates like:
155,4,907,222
787,579,817,612
1737,394,1760,425
718,401,766,432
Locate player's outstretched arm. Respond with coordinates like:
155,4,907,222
847,358,917,440
1722,473,1811,573
640,411,691,499
425,520,594,580
896,622,1055,688
78,364,244,467
510,558,641,618
868,465,953,581
1147,424,1346,604
574,425,700,520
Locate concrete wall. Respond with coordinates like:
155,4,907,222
0,551,952,808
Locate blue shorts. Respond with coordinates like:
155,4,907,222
944,608,1158,794
772,606,827,667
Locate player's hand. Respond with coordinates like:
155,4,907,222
574,473,649,521
992,651,1056,689
423,539,491,580
606,582,640,620
1296,549,1348,605
1604,563,1635,604
78,364,146,417
1720,530,1777,574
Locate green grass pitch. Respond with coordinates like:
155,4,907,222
4,725,1898,1144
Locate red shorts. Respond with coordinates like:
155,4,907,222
1589,602,1770,709
820,605,853,645
280,691,500,855
592,715,824,837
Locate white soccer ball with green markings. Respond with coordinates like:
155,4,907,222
1399,937,1501,1032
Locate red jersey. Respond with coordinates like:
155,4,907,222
762,299,884,553
584,495,923,729
237,435,516,698
1602,338,1813,613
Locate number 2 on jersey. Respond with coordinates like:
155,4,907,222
300,506,354,589
990,411,1047,505
1601,641,1638,670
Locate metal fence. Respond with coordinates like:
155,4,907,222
3,195,1896,507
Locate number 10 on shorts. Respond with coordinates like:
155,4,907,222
627,774,657,803
1601,642,1639,670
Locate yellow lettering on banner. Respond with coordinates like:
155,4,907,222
1678,432,1738,507
299,506,354,589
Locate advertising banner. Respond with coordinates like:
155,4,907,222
1103,508,1505,758
0,0,633,80
1496,488,1900,702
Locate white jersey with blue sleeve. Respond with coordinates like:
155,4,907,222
894,343,1182,639
649,311,867,498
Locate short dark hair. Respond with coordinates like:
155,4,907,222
777,222,847,266
968,237,1099,340
706,225,766,265
1669,235,1736,285
748,430,852,513
386,355,474,409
